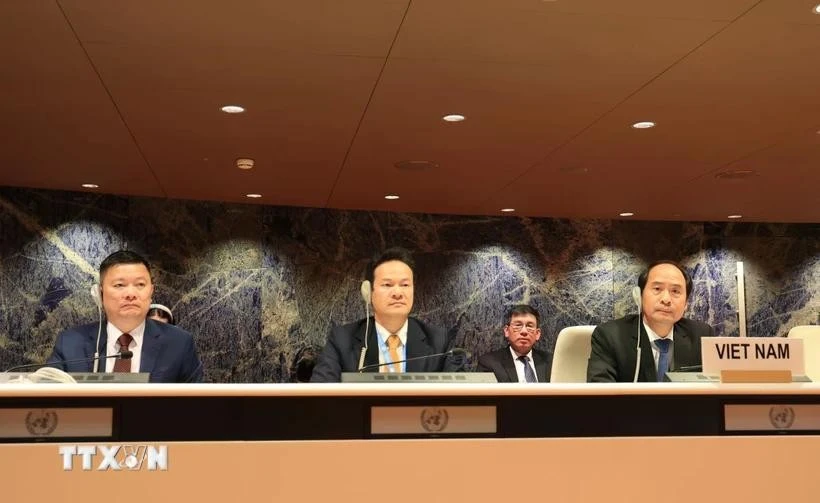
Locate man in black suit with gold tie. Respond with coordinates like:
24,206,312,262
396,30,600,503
477,305,551,382
311,247,460,382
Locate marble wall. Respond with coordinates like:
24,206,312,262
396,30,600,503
0,187,817,382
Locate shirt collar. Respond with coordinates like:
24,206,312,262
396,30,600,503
107,320,146,347
508,345,533,361
643,319,674,346
375,319,408,346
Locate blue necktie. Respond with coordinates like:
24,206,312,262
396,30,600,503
518,356,537,383
656,338,671,382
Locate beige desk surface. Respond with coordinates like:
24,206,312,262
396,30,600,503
3,436,818,503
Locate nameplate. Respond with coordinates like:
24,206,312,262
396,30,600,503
0,408,113,439
702,337,804,374
725,404,820,431
370,406,496,435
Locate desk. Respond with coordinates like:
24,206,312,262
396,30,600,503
2,384,819,502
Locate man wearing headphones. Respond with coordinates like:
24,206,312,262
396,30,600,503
310,247,461,382
47,250,203,383
587,260,715,382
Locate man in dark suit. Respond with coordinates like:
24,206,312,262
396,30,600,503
311,247,460,382
587,260,715,383
47,250,203,383
476,304,551,382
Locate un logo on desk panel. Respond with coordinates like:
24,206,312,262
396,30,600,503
26,409,58,436
420,407,449,433
769,406,795,430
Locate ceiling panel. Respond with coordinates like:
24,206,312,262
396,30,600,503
0,1,817,222
0,1,157,195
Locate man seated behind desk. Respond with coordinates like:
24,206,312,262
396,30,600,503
310,247,462,382
47,250,203,383
477,304,551,382
587,260,715,383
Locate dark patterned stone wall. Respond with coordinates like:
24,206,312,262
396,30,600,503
0,188,817,382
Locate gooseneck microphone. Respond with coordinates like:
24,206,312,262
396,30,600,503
3,351,133,373
632,286,642,383
90,284,103,373
357,348,468,373
357,280,372,371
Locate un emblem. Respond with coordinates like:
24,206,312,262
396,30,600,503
769,406,795,429
25,410,58,436
420,407,449,433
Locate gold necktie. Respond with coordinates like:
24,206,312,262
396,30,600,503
387,334,402,373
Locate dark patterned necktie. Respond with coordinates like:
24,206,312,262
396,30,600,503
518,355,537,383
113,333,133,373
656,338,671,382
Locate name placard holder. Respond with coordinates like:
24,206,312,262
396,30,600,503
703,337,807,383
720,369,793,384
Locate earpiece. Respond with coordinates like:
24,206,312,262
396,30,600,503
360,280,371,304
90,284,102,307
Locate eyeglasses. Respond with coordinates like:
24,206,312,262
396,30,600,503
508,323,538,332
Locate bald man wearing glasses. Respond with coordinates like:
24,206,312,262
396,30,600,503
477,304,551,383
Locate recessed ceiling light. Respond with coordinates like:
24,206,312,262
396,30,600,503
384,194,400,200
813,4,820,14
632,121,655,129
442,114,465,122
245,193,262,198
727,214,743,219
619,212,634,217
236,158,255,170
221,105,245,114
81,183,99,189
500,208,515,213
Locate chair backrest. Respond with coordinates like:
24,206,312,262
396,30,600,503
788,325,820,380
550,325,596,383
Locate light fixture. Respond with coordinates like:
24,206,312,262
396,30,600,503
619,212,634,217
245,193,262,198
727,214,743,219
221,105,245,114
813,4,820,14
631,121,655,129
442,114,465,122
715,169,756,180
384,194,400,200
394,160,439,171
235,158,255,170
500,208,515,213
81,183,99,189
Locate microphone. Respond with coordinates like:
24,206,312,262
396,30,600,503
632,286,642,383
675,364,702,372
357,280,372,371
4,350,133,373
90,284,104,373
357,348,468,373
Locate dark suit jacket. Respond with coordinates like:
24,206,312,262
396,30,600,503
310,317,461,383
476,346,551,383
46,319,203,383
587,314,714,382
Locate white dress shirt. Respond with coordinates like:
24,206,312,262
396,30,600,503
508,346,537,382
104,321,146,373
